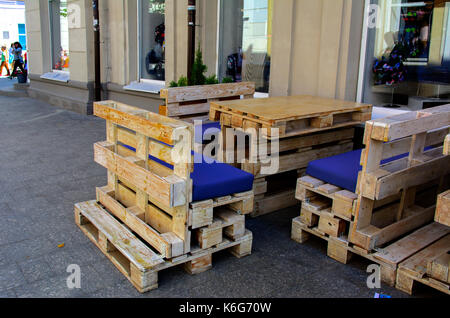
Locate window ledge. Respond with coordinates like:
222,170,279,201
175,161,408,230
254,92,269,98
40,71,70,83
123,80,165,94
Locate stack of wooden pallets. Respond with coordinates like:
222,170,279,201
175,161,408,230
210,95,372,217
292,105,450,292
74,101,254,293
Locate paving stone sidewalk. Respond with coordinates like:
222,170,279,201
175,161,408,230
0,95,442,298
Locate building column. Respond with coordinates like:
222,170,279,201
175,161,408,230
269,0,364,101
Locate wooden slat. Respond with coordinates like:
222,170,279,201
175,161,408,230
373,223,450,266
369,104,450,142
94,101,190,145
364,155,450,200
381,128,449,161
399,234,450,278
359,206,436,250
117,127,174,166
74,201,163,270
96,186,184,258
94,141,186,207
165,102,210,117
160,82,255,104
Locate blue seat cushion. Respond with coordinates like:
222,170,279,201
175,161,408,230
306,150,363,193
121,145,253,202
305,148,429,193
195,122,221,144
191,153,254,202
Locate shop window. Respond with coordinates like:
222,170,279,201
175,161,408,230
49,0,69,72
139,0,165,81
360,0,450,108
218,0,273,93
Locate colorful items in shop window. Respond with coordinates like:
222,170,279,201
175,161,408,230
373,42,408,86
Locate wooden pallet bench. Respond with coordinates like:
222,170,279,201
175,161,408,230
396,234,450,295
75,201,252,293
159,82,255,123
292,218,449,287
350,105,450,251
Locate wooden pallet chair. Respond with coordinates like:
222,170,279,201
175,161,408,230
295,106,449,251
92,101,255,260
350,105,450,250
159,82,255,145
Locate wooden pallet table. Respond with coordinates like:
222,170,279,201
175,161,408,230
210,95,372,217
74,100,254,293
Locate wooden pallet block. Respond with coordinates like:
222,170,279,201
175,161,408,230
396,234,450,295
195,207,246,249
435,190,450,227
189,191,254,229
159,82,255,122
292,218,450,288
350,106,450,251
426,251,450,284
210,95,372,139
75,200,253,293
444,134,450,155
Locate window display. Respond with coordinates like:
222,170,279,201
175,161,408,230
361,0,450,108
218,0,273,93
49,0,69,71
140,0,165,81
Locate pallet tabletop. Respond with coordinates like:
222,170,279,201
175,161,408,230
210,95,372,124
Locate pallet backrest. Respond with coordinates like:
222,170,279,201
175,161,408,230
358,104,450,201
94,100,194,192
159,82,255,120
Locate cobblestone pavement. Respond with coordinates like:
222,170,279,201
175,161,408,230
0,95,443,298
